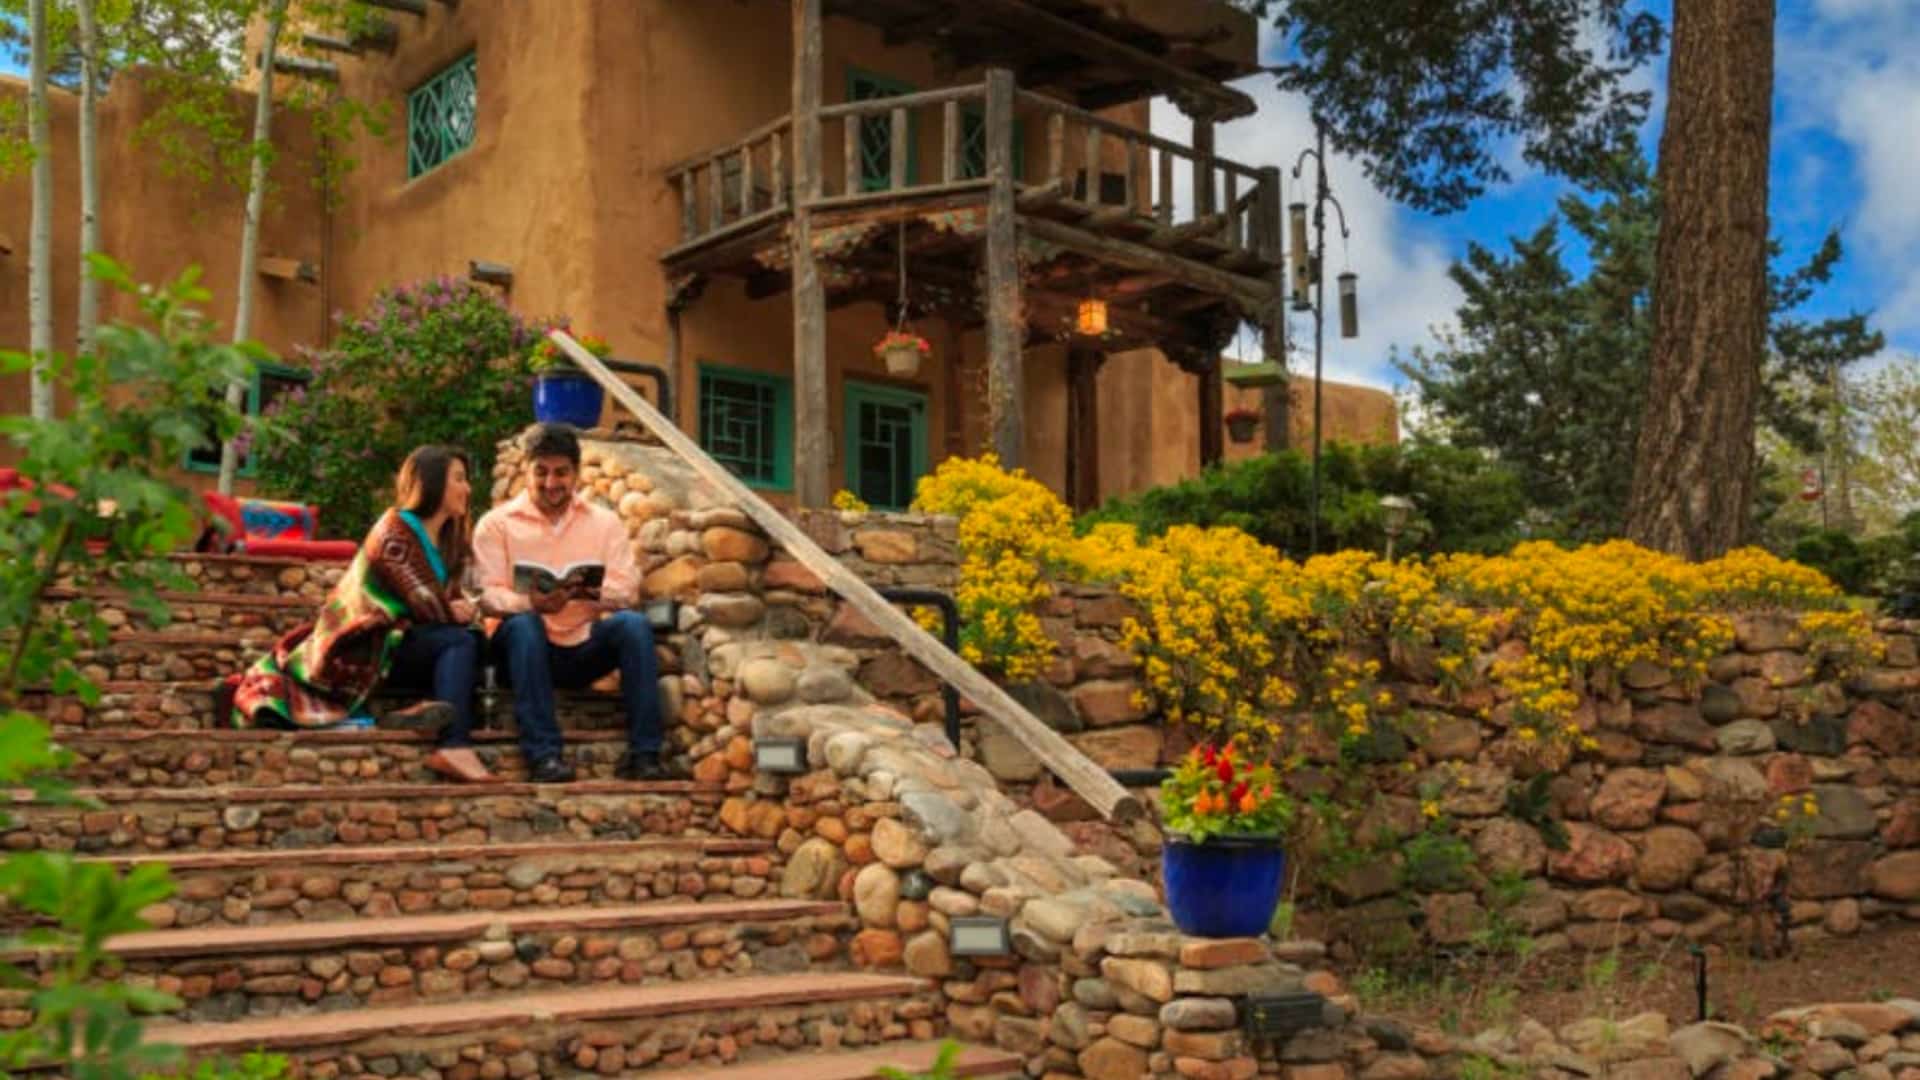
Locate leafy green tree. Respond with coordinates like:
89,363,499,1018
1399,149,1881,540
1237,0,1664,213
254,277,541,538
0,257,286,1078
1081,441,1528,557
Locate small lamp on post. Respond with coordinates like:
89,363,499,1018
1379,494,1414,562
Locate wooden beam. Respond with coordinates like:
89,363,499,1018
1024,215,1270,312
966,0,1254,120
882,6,961,46
257,256,317,283
546,330,1141,824
259,53,338,82
983,69,1024,469
359,0,426,16
299,32,359,55
791,0,830,507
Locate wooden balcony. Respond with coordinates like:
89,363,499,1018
661,74,1284,337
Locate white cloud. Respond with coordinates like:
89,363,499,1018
1148,25,1462,395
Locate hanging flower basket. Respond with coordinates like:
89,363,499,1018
1225,407,1261,445
875,330,931,378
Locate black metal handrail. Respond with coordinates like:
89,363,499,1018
877,587,962,749
605,358,673,420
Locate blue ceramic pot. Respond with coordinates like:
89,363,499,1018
1162,834,1285,938
532,369,604,429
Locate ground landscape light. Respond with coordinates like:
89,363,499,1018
752,736,808,775
947,916,1012,957
468,259,514,287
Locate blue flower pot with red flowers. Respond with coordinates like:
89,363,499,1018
532,369,604,429
1162,834,1286,938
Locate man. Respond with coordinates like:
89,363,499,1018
474,423,668,782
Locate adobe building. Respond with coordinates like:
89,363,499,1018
0,0,1396,506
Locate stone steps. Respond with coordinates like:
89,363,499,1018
55,838,778,930
141,972,941,1076
31,677,640,733
6,900,853,1023
10,779,728,856
647,1041,1022,1080
55,726,646,787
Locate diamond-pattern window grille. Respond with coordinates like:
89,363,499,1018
699,365,792,489
849,69,917,192
408,53,477,179
845,382,927,511
959,107,1024,182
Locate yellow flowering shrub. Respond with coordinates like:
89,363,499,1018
914,456,1882,768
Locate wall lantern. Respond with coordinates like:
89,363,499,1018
1288,202,1311,310
643,598,679,632
468,260,514,288
752,736,809,775
1076,298,1109,337
947,916,1012,957
1338,271,1360,339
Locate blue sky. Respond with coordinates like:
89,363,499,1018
9,2,1912,396
1161,0,1920,392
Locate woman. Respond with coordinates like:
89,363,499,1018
232,445,497,783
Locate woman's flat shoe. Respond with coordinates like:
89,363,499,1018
386,700,456,730
426,747,499,783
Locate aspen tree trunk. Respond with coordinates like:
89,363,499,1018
26,0,54,420
1624,0,1776,558
75,0,101,355
217,0,289,495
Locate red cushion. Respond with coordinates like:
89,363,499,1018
243,538,359,562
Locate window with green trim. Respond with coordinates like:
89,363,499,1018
848,68,918,191
845,381,927,511
699,364,793,489
185,363,310,476
407,52,477,178
959,107,1024,182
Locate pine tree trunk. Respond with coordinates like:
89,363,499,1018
26,0,54,420
218,0,289,495
75,0,101,355
1624,0,1776,559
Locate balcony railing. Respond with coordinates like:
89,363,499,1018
665,73,1280,270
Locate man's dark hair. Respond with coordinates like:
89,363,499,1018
521,423,582,467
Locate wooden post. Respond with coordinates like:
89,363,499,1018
1191,116,1216,218
944,318,966,457
548,329,1141,824
1083,123,1101,201
771,131,786,208
1046,113,1065,183
942,99,960,183
1198,357,1224,469
709,156,725,233
1157,148,1173,224
890,106,909,190
679,172,696,241
843,115,861,195
791,0,830,506
983,68,1024,468
739,145,754,218
1066,348,1103,511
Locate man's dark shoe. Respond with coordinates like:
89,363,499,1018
616,751,671,781
528,756,576,784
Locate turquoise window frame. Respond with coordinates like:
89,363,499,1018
698,363,794,491
844,380,929,511
959,106,1024,182
847,67,920,192
183,362,309,477
407,52,478,179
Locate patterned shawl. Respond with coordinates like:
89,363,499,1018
232,509,457,729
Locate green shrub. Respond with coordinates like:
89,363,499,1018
1080,440,1528,557
254,277,542,538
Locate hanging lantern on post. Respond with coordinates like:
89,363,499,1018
1799,467,1823,502
1076,297,1108,337
1288,202,1311,310
1338,272,1359,339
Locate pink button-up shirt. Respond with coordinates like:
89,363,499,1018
473,491,639,647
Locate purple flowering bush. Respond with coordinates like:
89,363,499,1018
254,277,540,537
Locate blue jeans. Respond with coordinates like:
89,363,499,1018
385,624,482,747
490,611,662,763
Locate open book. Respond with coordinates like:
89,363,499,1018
513,560,605,597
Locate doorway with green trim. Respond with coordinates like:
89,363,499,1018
844,380,928,511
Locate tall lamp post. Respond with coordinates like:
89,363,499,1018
1290,123,1359,555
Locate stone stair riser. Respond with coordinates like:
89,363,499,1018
7,914,856,1025
34,687,654,734
60,734,642,788
197,993,943,1079
26,851,782,931
10,789,724,856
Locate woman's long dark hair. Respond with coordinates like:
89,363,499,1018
394,445,473,585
